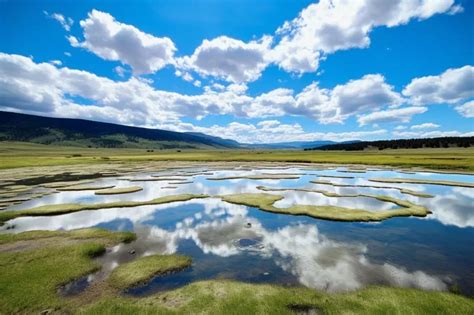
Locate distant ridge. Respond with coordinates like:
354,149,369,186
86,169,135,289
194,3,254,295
0,111,364,150
305,137,474,151
0,111,240,149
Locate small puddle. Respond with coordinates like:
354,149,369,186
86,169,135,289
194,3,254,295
58,273,97,296
125,267,194,296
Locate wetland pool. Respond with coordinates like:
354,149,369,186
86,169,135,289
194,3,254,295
1,165,473,296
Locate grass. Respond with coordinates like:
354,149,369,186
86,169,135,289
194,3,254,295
0,194,208,225
108,254,192,290
94,186,143,195
220,192,430,222
0,228,136,245
207,174,301,180
1,230,473,314
369,177,474,188
0,228,135,314
2,141,474,172
80,280,474,315
58,184,115,191
309,180,435,198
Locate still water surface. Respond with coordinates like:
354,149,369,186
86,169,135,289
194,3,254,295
2,166,473,295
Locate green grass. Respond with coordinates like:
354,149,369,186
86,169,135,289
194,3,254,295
369,177,474,188
58,184,116,191
2,141,474,172
1,230,472,314
220,192,430,222
309,180,435,198
0,194,209,225
94,186,143,195
108,254,192,290
80,280,474,315
207,174,301,180
0,228,136,245
0,228,135,314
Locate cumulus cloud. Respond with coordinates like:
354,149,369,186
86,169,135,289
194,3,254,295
294,74,404,123
272,0,459,73
66,4,458,81
0,53,178,124
70,10,176,74
162,119,387,143
48,60,62,66
410,123,439,130
113,65,126,77
455,100,474,118
393,130,474,139
357,106,427,126
44,11,73,31
0,52,469,143
178,36,272,83
403,65,474,105
0,52,292,128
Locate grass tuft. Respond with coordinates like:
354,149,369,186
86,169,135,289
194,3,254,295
108,254,192,290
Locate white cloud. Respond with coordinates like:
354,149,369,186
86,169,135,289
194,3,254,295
65,4,459,81
182,72,194,82
410,123,439,130
272,0,458,73
163,119,387,143
455,100,474,118
357,106,427,126
178,36,272,83
64,52,71,57
293,74,404,123
393,130,474,139
0,53,177,124
403,65,474,105
70,10,176,74
48,60,62,66
0,52,469,143
44,11,74,31
0,52,412,128
394,125,406,130
114,65,126,77
0,52,291,126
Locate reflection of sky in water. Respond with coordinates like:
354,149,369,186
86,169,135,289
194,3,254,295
2,166,474,295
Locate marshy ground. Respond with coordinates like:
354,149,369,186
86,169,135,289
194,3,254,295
0,154,473,314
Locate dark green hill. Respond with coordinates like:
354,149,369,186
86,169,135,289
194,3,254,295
306,137,474,151
0,111,240,149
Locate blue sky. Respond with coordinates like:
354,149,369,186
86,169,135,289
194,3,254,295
0,0,473,143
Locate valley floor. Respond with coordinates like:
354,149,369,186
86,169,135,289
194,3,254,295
1,141,474,172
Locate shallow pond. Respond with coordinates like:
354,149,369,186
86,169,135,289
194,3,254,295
2,165,474,296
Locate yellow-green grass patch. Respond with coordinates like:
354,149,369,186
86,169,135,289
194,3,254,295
0,194,208,225
220,193,430,222
369,177,474,188
0,228,135,314
58,185,116,191
108,254,192,290
94,186,143,195
309,180,434,198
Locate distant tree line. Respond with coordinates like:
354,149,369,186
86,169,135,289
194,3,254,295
304,137,474,151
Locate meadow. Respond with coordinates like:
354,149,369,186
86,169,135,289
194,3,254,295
1,141,474,314
1,141,474,172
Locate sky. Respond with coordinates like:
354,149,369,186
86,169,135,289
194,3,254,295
0,0,473,144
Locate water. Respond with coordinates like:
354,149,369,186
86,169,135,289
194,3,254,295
2,166,474,296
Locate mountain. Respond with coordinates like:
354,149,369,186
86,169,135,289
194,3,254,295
185,132,241,148
247,140,362,149
245,140,337,149
306,137,474,151
0,111,240,149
